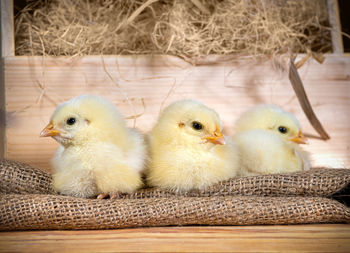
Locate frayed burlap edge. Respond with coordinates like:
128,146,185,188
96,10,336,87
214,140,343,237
0,194,349,231
1,159,349,198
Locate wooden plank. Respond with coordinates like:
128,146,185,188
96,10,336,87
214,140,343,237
0,225,349,252
1,0,14,57
0,0,13,158
4,55,350,171
327,0,344,54
0,57,5,158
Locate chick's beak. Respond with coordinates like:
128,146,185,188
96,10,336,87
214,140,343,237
290,131,308,144
40,122,62,137
205,126,226,145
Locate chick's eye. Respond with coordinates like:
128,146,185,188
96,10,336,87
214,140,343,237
278,126,287,134
66,117,76,125
192,121,203,130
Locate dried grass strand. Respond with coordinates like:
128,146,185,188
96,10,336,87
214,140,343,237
100,56,138,128
15,0,332,58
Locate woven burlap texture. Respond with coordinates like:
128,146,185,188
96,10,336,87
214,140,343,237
1,159,349,197
0,159,349,230
0,159,54,195
1,194,349,230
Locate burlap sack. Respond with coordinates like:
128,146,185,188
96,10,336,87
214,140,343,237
1,194,349,230
0,159,54,194
1,159,349,230
1,159,349,197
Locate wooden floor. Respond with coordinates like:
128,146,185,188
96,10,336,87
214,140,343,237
0,225,349,252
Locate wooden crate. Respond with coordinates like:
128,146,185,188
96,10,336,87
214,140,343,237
1,0,349,172
1,1,350,251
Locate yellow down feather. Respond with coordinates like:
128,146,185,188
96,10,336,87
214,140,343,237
233,105,310,176
146,100,239,192
42,95,146,198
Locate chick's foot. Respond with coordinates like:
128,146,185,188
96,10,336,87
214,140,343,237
96,193,120,199
96,193,109,199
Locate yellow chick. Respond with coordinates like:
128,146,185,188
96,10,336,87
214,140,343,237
233,105,310,176
146,100,239,192
40,95,146,199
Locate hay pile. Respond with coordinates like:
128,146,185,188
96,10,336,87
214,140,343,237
15,0,331,58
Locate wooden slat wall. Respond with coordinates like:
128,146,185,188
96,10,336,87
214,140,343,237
4,55,350,171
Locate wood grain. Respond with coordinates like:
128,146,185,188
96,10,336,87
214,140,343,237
327,0,344,54
0,0,14,158
0,225,349,252
4,55,350,171
1,0,14,57
0,58,5,158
